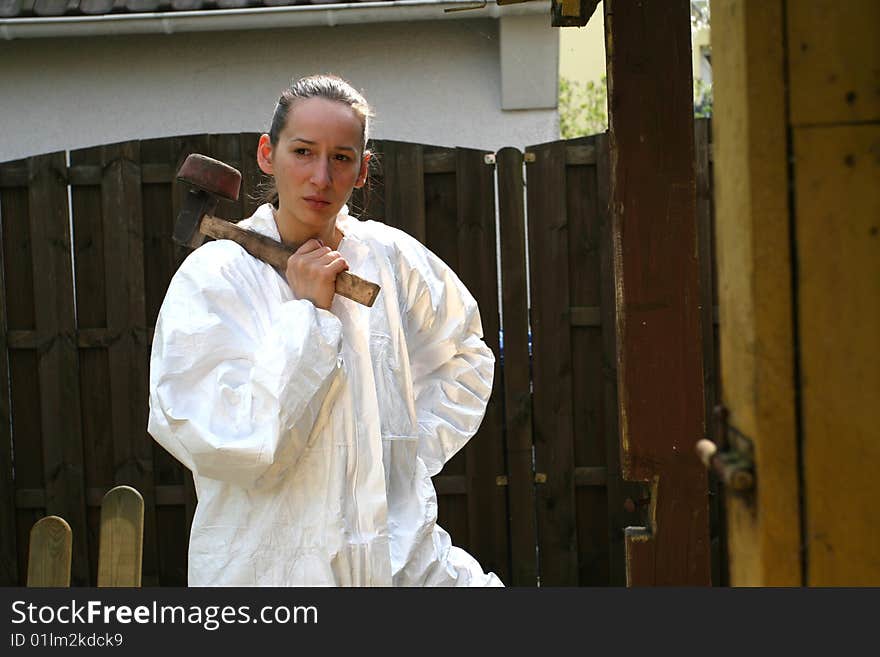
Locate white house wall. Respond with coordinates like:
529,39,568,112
0,17,558,163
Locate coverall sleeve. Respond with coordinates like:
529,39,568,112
396,237,496,477
147,243,343,489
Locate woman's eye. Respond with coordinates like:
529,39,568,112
293,148,310,156
334,154,350,162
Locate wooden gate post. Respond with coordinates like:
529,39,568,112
604,0,711,585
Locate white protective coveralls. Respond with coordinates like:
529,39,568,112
148,203,503,586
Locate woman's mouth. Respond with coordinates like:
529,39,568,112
304,196,331,210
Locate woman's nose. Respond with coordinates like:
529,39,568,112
310,158,331,188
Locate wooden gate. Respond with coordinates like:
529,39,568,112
0,124,718,586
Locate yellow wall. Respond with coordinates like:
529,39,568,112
558,1,607,84
559,2,711,85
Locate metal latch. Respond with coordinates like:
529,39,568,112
695,405,756,493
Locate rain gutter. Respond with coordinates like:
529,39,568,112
0,0,549,40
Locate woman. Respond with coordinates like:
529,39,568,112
148,74,503,586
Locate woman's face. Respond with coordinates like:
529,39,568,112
258,96,369,231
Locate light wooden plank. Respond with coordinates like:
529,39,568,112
26,516,71,587
711,0,802,586
787,0,880,126
97,486,144,587
795,124,880,585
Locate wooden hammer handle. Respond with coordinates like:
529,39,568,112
200,215,380,308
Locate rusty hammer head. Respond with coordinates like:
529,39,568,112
174,154,242,248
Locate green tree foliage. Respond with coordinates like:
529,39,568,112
694,77,713,118
558,75,714,139
559,75,608,139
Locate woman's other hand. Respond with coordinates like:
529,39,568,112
285,239,348,310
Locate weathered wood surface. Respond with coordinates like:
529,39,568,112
605,0,710,585
711,0,801,586
787,0,879,126
595,133,645,586
454,147,509,583
526,139,579,586
787,0,879,587
0,159,19,585
565,134,609,585
377,141,426,243
98,486,144,587
0,160,42,587
496,147,538,586
141,136,189,585
27,515,71,587
794,124,879,585
29,153,91,586
422,157,470,552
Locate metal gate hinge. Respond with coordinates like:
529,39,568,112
524,152,536,163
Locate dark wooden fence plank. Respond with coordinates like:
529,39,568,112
27,152,90,586
496,147,538,586
455,147,509,583
526,140,579,586
605,0,711,585
565,135,610,585
71,145,114,582
422,153,470,549
0,161,25,585
380,141,426,242
101,142,156,585
239,133,263,218
140,135,199,585
2,176,46,585
142,137,180,330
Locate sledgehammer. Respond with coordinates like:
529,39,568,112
174,153,380,308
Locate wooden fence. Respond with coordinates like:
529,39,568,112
0,120,719,586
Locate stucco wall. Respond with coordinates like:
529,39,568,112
0,16,558,162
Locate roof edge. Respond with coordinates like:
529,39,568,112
0,0,551,40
